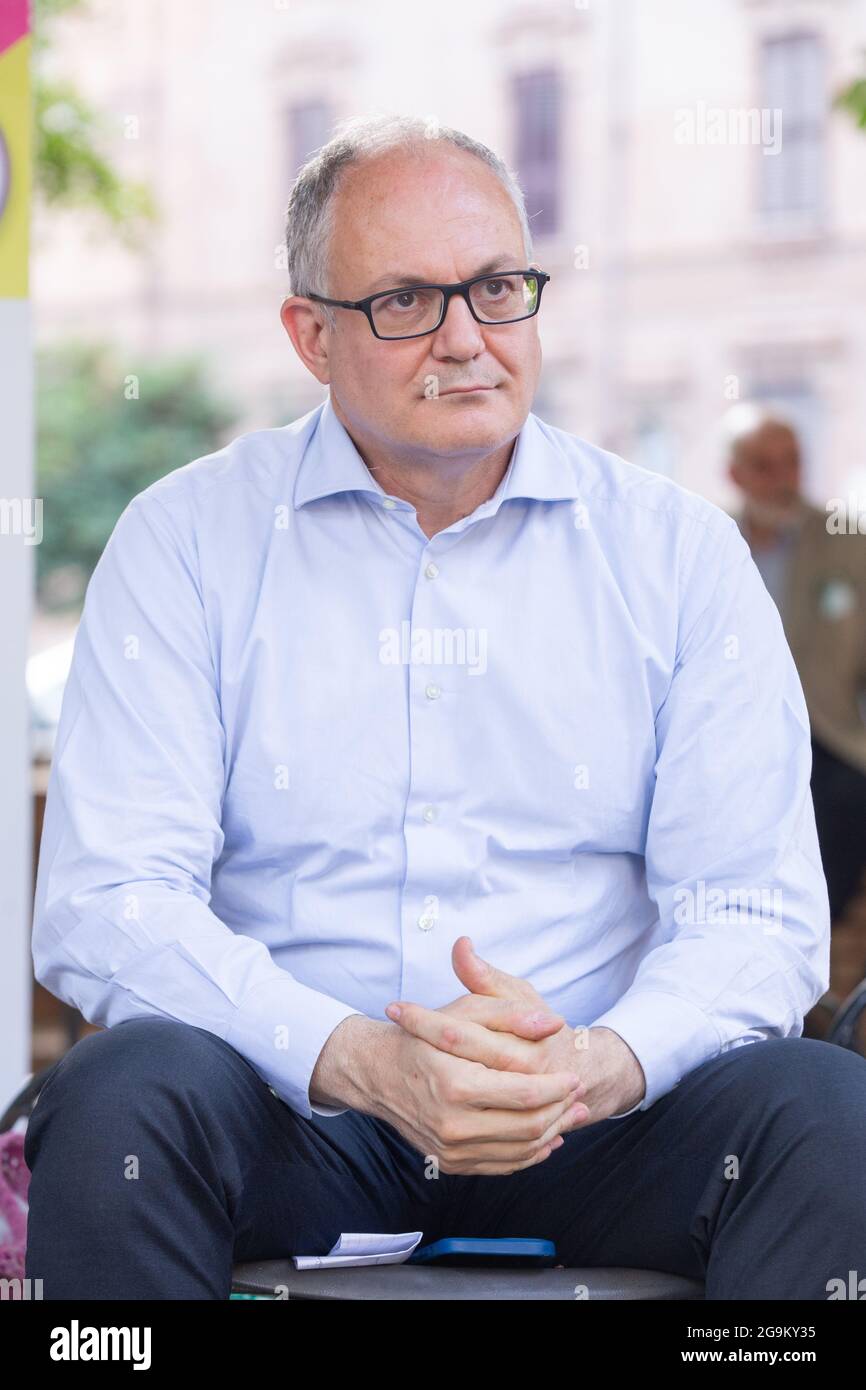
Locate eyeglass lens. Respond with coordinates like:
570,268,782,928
370,273,540,338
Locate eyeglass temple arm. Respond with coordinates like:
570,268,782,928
307,292,364,309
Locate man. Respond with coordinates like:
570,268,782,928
25,114,866,1301
728,415,866,930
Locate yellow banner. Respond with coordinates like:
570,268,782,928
0,33,31,298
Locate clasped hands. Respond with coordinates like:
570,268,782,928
381,935,646,1175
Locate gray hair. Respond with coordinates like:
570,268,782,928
284,113,534,328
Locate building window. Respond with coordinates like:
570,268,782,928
287,99,333,181
512,69,562,237
759,32,825,225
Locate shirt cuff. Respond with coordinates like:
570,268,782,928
223,975,366,1120
590,990,723,1112
607,1097,644,1120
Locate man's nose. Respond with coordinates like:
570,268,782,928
430,293,486,358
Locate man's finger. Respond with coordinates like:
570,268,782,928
440,993,566,1040
385,1003,584,1108
440,1090,588,1147
386,999,537,1071
451,934,542,1004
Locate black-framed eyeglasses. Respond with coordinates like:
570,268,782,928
306,269,551,340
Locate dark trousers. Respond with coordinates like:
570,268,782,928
23,1017,866,1300
811,735,866,922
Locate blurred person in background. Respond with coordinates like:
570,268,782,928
728,413,866,1013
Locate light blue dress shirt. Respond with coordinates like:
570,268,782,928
733,515,799,622
32,397,830,1123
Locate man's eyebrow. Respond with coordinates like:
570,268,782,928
363,256,524,295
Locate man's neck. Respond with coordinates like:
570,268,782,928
373,443,516,537
332,401,517,538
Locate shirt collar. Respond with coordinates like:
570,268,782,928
293,395,582,513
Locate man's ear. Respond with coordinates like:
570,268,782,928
280,296,331,385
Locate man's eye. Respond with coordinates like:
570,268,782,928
482,278,512,297
383,290,423,312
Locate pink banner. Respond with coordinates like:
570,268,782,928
0,0,28,58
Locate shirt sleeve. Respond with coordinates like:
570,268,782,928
590,516,830,1111
31,491,364,1121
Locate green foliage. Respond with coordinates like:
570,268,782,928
835,71,866,130
36,343,239,609
33,0,157,245
34,78,157,243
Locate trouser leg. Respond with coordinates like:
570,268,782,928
443,1037,866,1300
23,1016,451,1299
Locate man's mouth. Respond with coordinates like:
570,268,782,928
438,385,497,396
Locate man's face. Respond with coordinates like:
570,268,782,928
729,424,801,508
314,146,543,460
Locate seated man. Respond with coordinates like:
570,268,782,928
25,114,866,1300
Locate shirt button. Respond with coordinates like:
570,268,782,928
422,805,437,823
417,913,436,931
425,683,441,700
382,498,397,510
424,562,439,579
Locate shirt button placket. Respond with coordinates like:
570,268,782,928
401,546,451,996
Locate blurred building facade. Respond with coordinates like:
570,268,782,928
34,0,866,511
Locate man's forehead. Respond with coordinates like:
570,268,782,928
328,149,525,286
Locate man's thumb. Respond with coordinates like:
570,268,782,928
452,935,528,1000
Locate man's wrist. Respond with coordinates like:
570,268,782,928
309,1014,391,1113
592,1025,646,1111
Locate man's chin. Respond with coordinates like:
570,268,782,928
411,392,517,443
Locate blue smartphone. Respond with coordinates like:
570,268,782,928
408,1237,557,1268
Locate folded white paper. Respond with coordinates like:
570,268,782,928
292,1231,424,1269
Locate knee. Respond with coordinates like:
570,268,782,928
29,1018,229,1129
734,1037,866,1140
